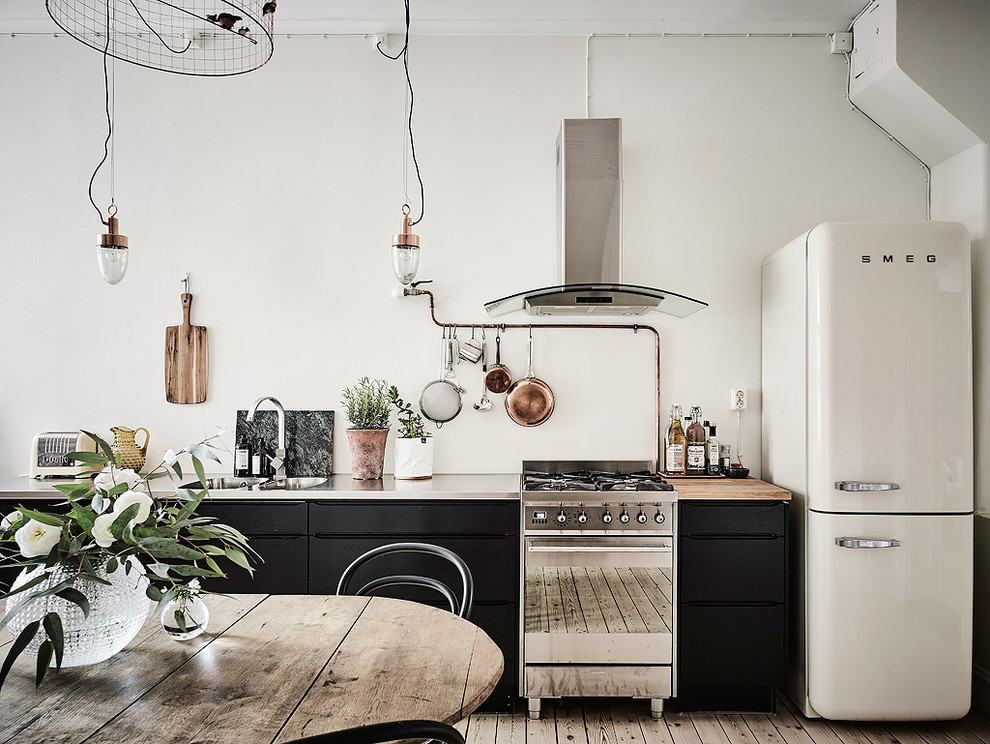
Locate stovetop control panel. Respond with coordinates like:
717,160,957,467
525,502,674,532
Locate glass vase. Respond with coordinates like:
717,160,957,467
6,556,150,667
160,593,210,640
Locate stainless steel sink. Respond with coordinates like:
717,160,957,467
180,477,270,491
255,477,328,491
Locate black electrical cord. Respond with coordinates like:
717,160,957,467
376,0,425,227
87,9,114,226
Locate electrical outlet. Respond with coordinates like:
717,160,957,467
730,388,748,411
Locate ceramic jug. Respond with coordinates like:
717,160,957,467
111,426,150,472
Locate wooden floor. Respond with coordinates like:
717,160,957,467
460,694,990,744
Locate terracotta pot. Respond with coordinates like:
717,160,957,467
346,428,389,480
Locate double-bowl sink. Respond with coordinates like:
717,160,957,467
181,476,328,492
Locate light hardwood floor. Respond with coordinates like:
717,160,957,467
461,694,990,744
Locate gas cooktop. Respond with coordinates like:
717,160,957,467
520,460,674,494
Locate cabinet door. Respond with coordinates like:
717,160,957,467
679,535,786,603
310,500,517,535
469,603,516,713
309,535,517,602
201,536,308,595
678,603,785,688
196,500,307,535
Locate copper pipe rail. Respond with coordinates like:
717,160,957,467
403,287,663,471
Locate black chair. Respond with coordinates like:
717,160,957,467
336,542,474,619
284,719,465,744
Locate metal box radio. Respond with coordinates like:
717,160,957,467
30,431,97,479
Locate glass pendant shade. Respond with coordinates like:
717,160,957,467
391,209,421,285
97,214,129,285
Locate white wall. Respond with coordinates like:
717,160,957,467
0,33,922,478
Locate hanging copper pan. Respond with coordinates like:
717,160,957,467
505,329,554,427
484,328,512,394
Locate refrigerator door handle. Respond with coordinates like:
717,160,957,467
834,481,901,492
835,537,902,549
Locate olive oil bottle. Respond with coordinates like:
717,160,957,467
665,404,686,474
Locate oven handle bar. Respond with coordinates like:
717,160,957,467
527,545,673,553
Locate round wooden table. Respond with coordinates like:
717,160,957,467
0,594,504,743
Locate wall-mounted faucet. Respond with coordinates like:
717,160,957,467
246,396,287,477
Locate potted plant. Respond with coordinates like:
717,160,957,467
0,429,258,694
341,377,392,480
390,386,434,480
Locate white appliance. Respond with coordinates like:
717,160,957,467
762,221,973,721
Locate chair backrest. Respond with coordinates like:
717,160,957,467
336,542,474,619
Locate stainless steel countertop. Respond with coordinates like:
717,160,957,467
0,474,522,501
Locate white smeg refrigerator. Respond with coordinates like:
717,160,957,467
762,221,973,720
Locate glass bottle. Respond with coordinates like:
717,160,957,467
665,405,686,474
686,405,707,475
234,434,251,478
251,438,271,478
706,422,721,476
160,590,210,641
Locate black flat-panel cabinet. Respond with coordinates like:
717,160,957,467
677,500,788,714
196,500,308,595
308,499,520,714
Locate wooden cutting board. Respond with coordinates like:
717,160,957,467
165,292,208,404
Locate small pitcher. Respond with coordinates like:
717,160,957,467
111,426,150,472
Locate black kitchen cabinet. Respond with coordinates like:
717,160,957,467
676,500,788,714
196,499,309,595
308,499,519,713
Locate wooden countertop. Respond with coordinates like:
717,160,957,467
666,475,791,501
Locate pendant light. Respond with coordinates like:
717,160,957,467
97,205,129,285
383,0,427,286
90,4,128,285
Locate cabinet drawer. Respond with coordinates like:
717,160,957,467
197,500,307,535
679,535,786,602
308,535,517,602
309,500,517,535
679,501,786,536
678,603,785,687
200,535,308,594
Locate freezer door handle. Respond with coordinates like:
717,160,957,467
835,537,902,549
834,481,901,492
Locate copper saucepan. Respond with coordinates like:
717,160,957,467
484,328,512,394
504,328,554,427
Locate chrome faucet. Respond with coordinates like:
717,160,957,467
246,396,287,477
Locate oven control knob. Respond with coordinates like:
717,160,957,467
556,510,568,525
619,510,630,524
577,511,588,524
601,511,613,524
654,511,666,524
636,511,648,524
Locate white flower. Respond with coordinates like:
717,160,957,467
94,466,142,493
92,513,117,548
112,490,154,523
15,519,61,558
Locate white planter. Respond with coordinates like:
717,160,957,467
393,436,434,480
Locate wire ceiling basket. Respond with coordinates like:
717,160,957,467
46,0,275,76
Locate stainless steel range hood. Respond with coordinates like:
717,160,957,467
485,118,707,318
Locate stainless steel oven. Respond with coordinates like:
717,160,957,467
520,460,677,720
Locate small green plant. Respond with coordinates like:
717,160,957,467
341,377,392,429
390,386,431,439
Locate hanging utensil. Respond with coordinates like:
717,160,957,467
473,330,493,412
459,326,484,364
420,326,465,427
504,327,554,427
484,326,512,394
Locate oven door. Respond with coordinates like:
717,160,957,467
524,535,674,665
